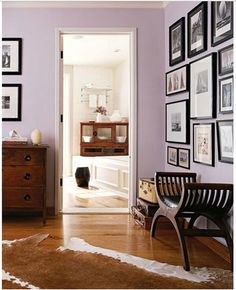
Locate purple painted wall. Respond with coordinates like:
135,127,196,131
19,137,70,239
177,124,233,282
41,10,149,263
164,1,233,183
2,7,166,207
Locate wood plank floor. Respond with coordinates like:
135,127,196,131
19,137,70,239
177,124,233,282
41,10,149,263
2,214,231,270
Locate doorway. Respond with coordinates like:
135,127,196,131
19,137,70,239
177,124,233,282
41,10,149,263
55,28,137,214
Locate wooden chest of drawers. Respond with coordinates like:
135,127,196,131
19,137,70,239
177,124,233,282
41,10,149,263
2,144,48,224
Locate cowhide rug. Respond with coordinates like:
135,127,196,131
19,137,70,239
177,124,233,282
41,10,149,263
2,234,233,289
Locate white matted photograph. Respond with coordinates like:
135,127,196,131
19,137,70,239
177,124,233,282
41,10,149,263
178,148,190,169
2,84,22,121
167,146,178,166
219,45,234,76
217,120,233,164
219,76,233,113
166,65,189,96
2,38,22,75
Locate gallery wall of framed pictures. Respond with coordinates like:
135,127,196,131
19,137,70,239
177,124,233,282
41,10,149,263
2,38,23,122
165,1,234,170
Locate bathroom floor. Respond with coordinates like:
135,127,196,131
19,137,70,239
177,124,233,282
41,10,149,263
63,177,128,209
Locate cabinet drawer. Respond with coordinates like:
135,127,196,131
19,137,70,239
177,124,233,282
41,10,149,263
3,187,44,209
2,148,45,166
3,166,44,186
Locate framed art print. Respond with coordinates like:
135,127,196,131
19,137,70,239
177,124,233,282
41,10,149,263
167,146,178,166
217,120,233,163
2,84,22,121
190,53,217,119
166,65,189,96
2,38,22,75
178,148,190,169
193,123,215,167
219,76,233,113
211,1,234,46
187,2,208,58
219,45,234,76
169,17,185,66
166,100,190,144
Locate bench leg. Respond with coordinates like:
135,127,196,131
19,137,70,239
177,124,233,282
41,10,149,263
150,208,164,238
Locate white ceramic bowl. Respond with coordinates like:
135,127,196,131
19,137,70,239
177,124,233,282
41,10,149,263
116,136,126,143
83,136,92,142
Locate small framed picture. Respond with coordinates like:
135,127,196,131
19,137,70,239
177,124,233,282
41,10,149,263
166,65,189,96
219,76,233,114
169,17,185,66
167,146,178,166
2,84,22,121
166,100,190,144
178,148,190,169
2,38,22,75
187,2,208,58
217,120,233,164
190,53,217,119
193,123,215,167
211,1,234,47
219,45,234,76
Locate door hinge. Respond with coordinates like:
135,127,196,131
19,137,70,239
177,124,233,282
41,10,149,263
60,51,63,59
60,178,63,187
60,114,63,123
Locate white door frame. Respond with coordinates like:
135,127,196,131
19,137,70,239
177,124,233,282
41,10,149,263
55,27,137,214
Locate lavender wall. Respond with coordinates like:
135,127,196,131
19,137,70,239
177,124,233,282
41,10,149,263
2,7,166,207
164,1,233,183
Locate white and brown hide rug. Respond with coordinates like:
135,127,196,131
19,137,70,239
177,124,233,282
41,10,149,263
2,234,233,289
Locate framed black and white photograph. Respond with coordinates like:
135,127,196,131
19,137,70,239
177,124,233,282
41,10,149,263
193,123,215,167
2,38,22,75
219,45,234,76
211,1,234,46
187,2,208,58
217,120,233,163
169,17,185,66
219,76,233,113
167,146,178,166
166,100,190,144
178,148,190,169
190,53,217,119
2,84,22,121
166,65,189,96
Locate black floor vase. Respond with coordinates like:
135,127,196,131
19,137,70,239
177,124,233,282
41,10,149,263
75,167,90,188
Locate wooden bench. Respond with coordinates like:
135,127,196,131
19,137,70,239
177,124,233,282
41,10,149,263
150,172,233,271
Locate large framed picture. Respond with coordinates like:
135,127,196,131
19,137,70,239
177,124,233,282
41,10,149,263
187,2,208,58
217,120,233,164
211,1,234,47
165,100,190,144
190,53,217,119
218,45,234,76
2,84,22,121
193,123,215,167
166,65,189,96
178,148,190,169
2,38,22,75
219,76,233,114
169,17,185,66
167,146,178,166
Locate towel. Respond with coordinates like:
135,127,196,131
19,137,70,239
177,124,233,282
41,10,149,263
89,94,97,108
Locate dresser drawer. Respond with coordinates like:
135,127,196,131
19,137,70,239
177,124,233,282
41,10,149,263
3,187,44,209
3,166,44,186
2,148,45,166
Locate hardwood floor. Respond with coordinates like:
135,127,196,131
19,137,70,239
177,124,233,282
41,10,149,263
2,214,231,270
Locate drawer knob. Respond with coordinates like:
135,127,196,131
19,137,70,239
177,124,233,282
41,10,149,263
93,131,97,137
24,194,31,201
24,155,31,161
24,173,32,180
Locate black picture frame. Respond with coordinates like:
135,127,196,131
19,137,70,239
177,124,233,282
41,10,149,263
217,120,233,164
190,53,217,119
165,99,190,144
211,1,234,47
169,17,185,66
219,76,233,114
193,123,215,167
2,84,22,121
2,38,22,75
166,65,189,96
178,148,190,169
218,44,234,76
187,2,208,58
167,146,178,166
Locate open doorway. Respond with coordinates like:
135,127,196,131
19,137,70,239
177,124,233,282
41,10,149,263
61,33,133,213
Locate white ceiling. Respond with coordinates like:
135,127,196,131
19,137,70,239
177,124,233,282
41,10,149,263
63,34,130,67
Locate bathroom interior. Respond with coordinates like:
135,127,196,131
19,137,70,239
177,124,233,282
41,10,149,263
62,34,130,213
